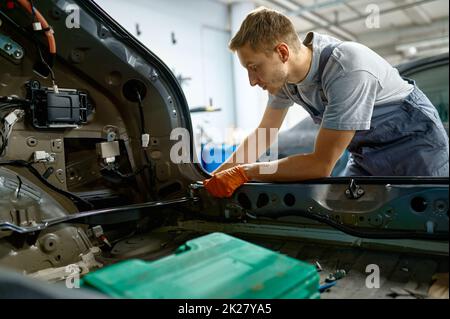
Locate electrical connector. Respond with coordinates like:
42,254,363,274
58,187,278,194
92,225,112,247
32,22,42,31
92,225,103,238
96,141,120,165
1,109,25,156
4,112,18,127
52,81,59,94
4,109,24,126
33,150,55,163
99,235,112,247
142,133,150,148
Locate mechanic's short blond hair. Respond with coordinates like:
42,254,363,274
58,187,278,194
229,7,301,54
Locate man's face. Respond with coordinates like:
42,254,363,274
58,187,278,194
237,43,289,95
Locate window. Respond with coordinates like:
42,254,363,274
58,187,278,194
404,62,449,134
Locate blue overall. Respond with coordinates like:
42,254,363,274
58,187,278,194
314,45,450,177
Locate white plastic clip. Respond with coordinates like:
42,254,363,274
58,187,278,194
142,133,150,148
4,109,24,127
4,112,18,127
33,151,55,163
32,22,42,31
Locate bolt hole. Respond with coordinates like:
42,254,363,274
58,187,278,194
283,193,296,207
411,196,427,213
237,193,252,210
256,193,269,208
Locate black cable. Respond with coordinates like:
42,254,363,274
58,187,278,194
0,129,7,157
15,175,22,198
134,89,155,195
0,99,29,157
100,164,151,180
0,96,30,106
28,0,36,22
0,160,94,211
135,89,146,137
135,90,150,166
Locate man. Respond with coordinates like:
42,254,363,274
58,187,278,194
203,7,449,198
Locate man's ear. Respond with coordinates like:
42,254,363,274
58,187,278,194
275,43,289,63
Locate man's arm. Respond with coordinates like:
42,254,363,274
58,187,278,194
212,106,289,174
242,127,355,182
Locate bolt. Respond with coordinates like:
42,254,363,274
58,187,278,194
150,70,159,81
13,50,23,59
325,274,336,283
357,189,364,195
4,43,12,51
106,131,117,141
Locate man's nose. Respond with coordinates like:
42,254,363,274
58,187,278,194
248,70,258,87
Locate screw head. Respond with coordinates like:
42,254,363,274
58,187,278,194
13,49,23,59
4,43,12,51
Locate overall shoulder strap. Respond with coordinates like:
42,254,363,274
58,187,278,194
317,43,342,105
318,43,341,83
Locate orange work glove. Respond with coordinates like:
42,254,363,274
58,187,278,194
203,165,249,198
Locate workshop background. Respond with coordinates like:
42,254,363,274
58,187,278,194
96,0,449,172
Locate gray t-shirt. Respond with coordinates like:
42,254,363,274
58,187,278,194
268,32,414,130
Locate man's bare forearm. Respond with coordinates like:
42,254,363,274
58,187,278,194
212,128,275,174
212,133,252,174
242,153,335,182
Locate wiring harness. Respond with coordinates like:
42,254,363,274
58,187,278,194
0,96,29,156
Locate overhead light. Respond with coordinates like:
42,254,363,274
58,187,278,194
396,37,449,52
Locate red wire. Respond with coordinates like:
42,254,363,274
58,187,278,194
17,0,57,54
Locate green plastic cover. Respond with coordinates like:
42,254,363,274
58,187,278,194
82,232,320,299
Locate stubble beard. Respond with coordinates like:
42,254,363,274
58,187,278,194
268,69,288,95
